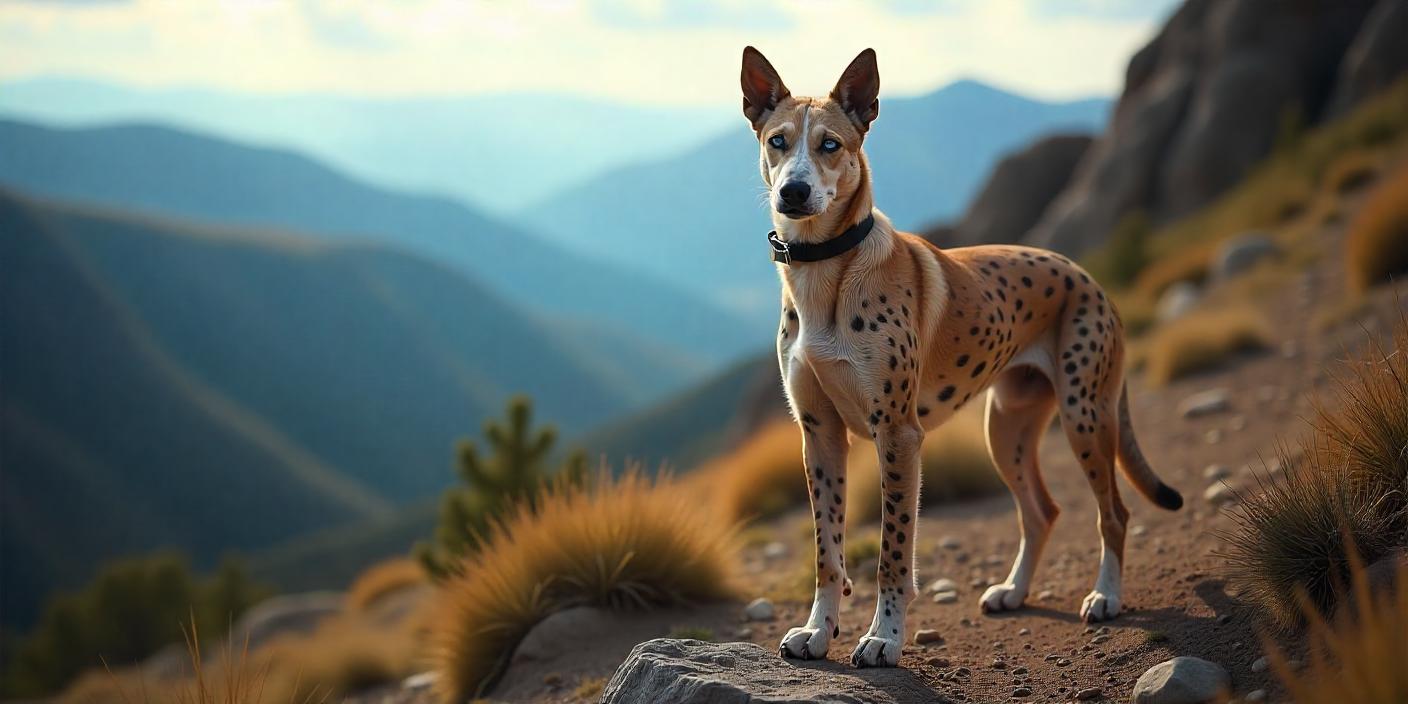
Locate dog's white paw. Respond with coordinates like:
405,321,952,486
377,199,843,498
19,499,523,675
979,582,1027,613
1080,590,1122,622
849,635,902,667
779,624,833,660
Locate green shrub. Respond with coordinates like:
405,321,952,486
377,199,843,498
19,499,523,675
1083,211,1151,290
2,554,269,697
415,396,587,579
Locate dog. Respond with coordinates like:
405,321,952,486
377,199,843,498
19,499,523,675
740,46,1184,667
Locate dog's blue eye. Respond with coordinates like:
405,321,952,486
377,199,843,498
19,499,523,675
768,135,787,150
820,138,840,153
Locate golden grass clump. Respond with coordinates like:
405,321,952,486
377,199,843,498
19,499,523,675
846,405,1002,524
1141,304,1272,385
1268,558,1408,703
255,614,421,704
1346,163,1408,293
1220,312,1408,629
689,420,803,522
430,469,737,702
345,558,427,613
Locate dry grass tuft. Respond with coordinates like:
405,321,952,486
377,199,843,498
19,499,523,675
255,614,421,704
430,469,738,702
692,421,803,522
345,558,427,613
1268,559,1408,703
846,406,1002,524
1346,163,1408,293
1141,304,1272,385
1220,312,1408,629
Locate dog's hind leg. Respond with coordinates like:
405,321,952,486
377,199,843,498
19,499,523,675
980,368,1059,613
778,392,851,660
851,419,922,668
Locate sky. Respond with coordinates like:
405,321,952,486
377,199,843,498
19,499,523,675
0,0,1180,105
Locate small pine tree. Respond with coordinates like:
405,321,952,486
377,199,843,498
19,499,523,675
416,396,588,579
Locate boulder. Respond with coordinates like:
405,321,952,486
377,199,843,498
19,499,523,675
942,134,1093,247
1026,0,1379,256
1131,656,1231,704
1329,0,1408,116
602,639,930,704
1211,233,1277,282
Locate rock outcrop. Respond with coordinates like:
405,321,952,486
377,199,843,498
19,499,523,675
601,639,936,704
923,134,1092,247
1026,0,1390,256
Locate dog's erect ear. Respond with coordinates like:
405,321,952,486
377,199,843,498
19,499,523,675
741,46,790,131
830,48,880,132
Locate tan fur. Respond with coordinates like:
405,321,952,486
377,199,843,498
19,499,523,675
742,47,1180,667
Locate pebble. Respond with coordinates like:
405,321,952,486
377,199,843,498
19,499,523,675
1246,689,1267,702
1018,627,1031,636
991,659,1007,670
933,590,958,604
1204,483,1236,505
927,578,958,593
1179,389,1231,418
1011,666,1028,675
1057,658,1072,667
1131,524,1148,537
1012,686,1032,698
1037,590,1055,601
1205,428,1223,444
1090,634,1110,644
1250,656,1269,673
1076,687,1102,701
743,597,775,621
761,541,788,559
914,629,944,645
927,656,950,667
402,671,438,690
1203,464,1232,481
940,535,962,550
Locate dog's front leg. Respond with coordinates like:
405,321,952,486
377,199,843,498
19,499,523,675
778,398,851,660
852,420,922,667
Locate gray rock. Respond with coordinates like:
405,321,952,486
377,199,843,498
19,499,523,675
926,578,958,594
939,535,962,550
932,591,958,604
1250,655,1269,673
1204,484,1236,506
234,591,343,651
514,606,619,664
744,598,775,621
1156,282,1201,322
1203,464,1231,481
1132,656,1231,704
1212,233,1277,281
1178,390,1231,418
601,639,925,704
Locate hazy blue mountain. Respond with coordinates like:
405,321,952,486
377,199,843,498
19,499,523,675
518,80,1108,320
0,119,761,365
0,77,735,215
0,188,669,625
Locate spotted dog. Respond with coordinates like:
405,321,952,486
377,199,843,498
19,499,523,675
740,47,1183,668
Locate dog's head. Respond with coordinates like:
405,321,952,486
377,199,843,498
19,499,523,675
741,46,880,221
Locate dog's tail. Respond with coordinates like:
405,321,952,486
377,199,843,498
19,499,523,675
1117,383,1183,511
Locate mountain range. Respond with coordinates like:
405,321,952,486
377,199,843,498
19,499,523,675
0,119,758,369
517,80,1108,320
0,188,668,626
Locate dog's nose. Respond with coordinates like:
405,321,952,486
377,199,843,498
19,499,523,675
779,181,811,209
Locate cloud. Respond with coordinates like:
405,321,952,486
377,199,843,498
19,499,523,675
0,0,1165,104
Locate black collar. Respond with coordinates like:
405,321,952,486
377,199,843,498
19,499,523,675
768,213,876,265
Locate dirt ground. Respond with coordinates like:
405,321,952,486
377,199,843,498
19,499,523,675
354,197,1407,704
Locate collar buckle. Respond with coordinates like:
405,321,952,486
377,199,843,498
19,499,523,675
767,231,792,265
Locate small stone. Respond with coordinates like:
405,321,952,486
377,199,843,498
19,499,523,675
761,541,788,559
1250,655,1268,672
1037,590,1055,601
1203,464,1232,481
402,671,438,690
1057,658,1072,667
933,591,958,604
1012,666,1029,675
1246,689,1267,702
992,659,1007,670
1131,524,1148,537
1090,634,1109,644
1018,627,1031,636
1204,483,1236,505
743,598,774,621
914,629,944,645
1228,415,1247,432
927,656,951,667
1076,687,1102,701
927,578,958,593
1205,428,1223,444
1179,389,1231,418
1012,686,1032,698
940,535,962,550
1132,657,1231,704
1216,614,1232,626
734,627,753,639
